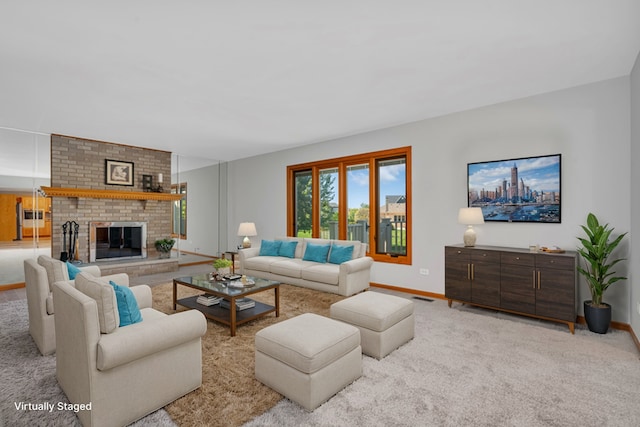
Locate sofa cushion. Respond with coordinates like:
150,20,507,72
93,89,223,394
75,273,119,334
301,263,340,285
328,244,354,264
66,261,82,280
270,259,307,278
259,240,282,256
38,255,69,290
278,240,298,258
303,243,331,263
244,256,282,272
109,281,143,327
330,240,363,259
274,237,304,257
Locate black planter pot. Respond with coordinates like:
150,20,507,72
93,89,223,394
584,301,611,334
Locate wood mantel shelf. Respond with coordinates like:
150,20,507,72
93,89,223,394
41,186,183,202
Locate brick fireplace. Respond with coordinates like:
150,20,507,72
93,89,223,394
49,135,178,276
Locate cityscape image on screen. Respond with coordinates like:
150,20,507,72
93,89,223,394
467,154,561,223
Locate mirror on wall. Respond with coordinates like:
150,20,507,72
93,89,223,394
0,129,51,286
170,154,226,264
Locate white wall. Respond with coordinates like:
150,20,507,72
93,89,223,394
630,51,640,334
227,77,632,322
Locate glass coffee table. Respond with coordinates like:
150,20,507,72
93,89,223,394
172,274,280,336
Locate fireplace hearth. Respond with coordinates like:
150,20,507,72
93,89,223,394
89,221,147,262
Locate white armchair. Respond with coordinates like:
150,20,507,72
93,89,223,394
23,255,129,355
53,274,207,427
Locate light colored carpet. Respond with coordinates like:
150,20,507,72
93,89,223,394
0,298,175,426
245,296,640,427
4,283,640,427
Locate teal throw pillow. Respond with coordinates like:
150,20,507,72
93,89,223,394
259,240,282,256
303,243,331,263
109,281,142,327
328,244,354,264
278,241,298,258
67,262,82,280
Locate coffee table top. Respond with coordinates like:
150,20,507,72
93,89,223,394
174,274,280,298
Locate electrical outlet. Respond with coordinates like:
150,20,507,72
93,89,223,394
419,268,429,276
637,302,640,315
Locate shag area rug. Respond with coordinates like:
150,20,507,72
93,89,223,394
153,282,345,426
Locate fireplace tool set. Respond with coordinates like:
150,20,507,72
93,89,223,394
60,221,80,262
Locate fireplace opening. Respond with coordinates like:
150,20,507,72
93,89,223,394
89,221,147,262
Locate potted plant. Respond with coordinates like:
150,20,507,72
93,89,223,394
213,258,233,275
154,238,175,259
576,213,627,334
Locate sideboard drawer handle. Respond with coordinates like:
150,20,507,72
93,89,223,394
515,257,520,260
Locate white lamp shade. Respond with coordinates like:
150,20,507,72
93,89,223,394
458,207,485,225
237,222,257,248
237,222,257,237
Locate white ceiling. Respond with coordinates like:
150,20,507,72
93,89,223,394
1,1,639,164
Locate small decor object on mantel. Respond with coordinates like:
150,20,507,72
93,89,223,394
213,258,233,276
154,238,175,259
577,212,628,334
142,174,153,192
142,173,164,192
105,159,134,186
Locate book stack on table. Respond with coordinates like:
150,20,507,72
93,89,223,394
220,298,255,311
197,294,222,306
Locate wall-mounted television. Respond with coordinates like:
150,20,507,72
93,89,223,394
467,153,561,223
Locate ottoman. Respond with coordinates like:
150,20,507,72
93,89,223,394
330,291,414,359
255,313,362,411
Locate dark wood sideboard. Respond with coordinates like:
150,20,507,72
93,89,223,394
445,244,577,333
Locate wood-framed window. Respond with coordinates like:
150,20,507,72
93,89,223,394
287,146,411,265
171,182,187,239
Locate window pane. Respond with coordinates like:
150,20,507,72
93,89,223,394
287,146,411,264
319,168,339,239
171,183,187,239
294,170,312,237
377,157,407,255
347,164,369,245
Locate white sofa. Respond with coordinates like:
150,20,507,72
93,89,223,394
239,237,373,296
24,255,130,355
53,273,207,427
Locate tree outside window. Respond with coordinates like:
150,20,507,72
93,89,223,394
288,146,411,265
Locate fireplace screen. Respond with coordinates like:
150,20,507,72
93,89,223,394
89,221,147,262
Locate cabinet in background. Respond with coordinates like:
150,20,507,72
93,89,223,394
445,245,577,333
21,195,51,237
444,246,501,307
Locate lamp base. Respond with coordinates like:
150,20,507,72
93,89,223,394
242,236,251,248
463,226,477,247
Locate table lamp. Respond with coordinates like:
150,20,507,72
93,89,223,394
237,222,257,248
458,207,485,247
